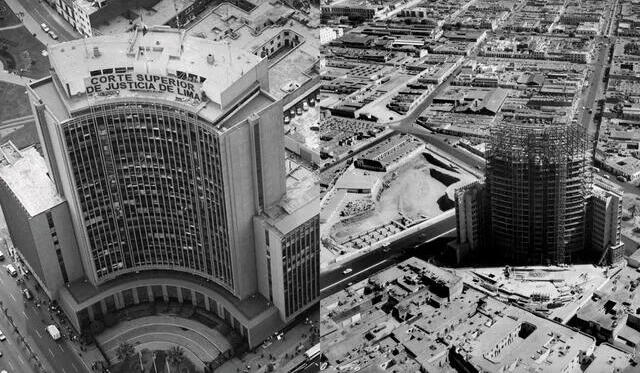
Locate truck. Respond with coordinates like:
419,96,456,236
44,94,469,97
46,325,61,340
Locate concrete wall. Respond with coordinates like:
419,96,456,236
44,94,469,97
256,100,286,209
0,181,43,280
222,122,259,299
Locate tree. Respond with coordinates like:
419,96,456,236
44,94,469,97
166,346,185,372
115,342,135,363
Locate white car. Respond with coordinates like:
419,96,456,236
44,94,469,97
343,268,352,275
40,23,50,33
48,30,58,40
0,331,6,341
5,264,16,277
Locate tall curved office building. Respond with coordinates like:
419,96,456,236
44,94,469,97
486,121,589,264
0,27,319,348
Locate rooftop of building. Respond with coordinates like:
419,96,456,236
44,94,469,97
90,0,196,35
41,26,266,124
186,1,320,99
321,257,597,372
584,343,637,373
261,155,319,235
0,142,65,217
576,265,640,331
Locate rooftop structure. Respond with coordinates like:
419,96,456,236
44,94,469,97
321,257,598,372
0,143,64,216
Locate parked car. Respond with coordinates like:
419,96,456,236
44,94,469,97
342,268,352,275
22,289,32,300
48,31,58,40
40,23,50,32
0,331,6,341
5,264,16,277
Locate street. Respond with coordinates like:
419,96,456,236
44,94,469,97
16,0,77,40
320,214,456,298
0,252,89,373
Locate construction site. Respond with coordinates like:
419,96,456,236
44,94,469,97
485,120,591,265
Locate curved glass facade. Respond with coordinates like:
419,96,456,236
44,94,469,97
63,101,233,290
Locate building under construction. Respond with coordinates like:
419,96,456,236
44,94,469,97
486,120,590,265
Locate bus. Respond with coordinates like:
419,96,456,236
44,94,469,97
305,343,320,361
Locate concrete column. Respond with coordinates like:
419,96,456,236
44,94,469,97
87,305,95,321
132,287,140,304
204,296,210,311
177,287,184,303
100,299,107,315
162,285,168,302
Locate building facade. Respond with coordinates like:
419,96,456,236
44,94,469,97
486,121,589,265
453,121,624,266
587,182,624,264
0,27,319,349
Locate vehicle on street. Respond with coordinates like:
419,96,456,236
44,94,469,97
0,251,5,261
343,268,352,275
617,175,627,182
5,264,16,277
22,288,32,300
40,23,49,32
0,331,6,341
46,325,61,340
48,31,58,40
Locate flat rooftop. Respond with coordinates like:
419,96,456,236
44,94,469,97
43,26,266,124
321,257,597,372
262,156,319,234
0,142,65,217
585,343,636,372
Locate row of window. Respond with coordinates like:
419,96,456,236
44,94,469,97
64,102,234,289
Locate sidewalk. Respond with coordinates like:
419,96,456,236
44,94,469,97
3,0,79,44
2,0,53,46
217,312,319,373
0,70,31,85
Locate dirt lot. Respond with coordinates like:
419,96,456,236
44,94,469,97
329,152,475,242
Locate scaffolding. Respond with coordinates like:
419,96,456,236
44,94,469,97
486,120,589,265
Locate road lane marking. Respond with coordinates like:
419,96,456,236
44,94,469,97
9,294,15,302
72,363,80,372
7,360,13,370
22,311,27,318
58,343,64,351
62,368,67,373
48,347,54,357
18,355,24,364
35,329,41,338
321,260,390,293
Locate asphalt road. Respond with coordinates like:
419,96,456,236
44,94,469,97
320,214,456,298
0,256,88,373
16,0,77,41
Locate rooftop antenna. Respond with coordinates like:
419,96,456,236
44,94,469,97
137,0,144,28
82,34,89,58
226,41,231,85
173,0,181,29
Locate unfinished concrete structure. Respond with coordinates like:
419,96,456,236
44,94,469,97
486,121,590,264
